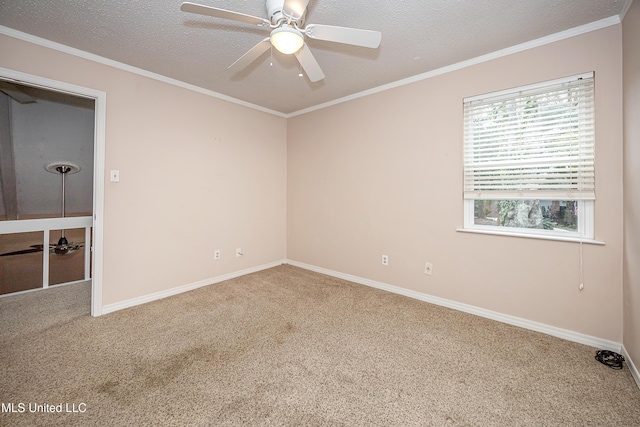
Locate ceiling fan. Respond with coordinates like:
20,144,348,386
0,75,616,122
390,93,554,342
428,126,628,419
0,162,84,257
180,0,382,82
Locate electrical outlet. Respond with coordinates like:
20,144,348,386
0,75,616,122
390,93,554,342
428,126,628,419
382,254,389,266
214,250,221,260
236,248,243,257
424,262,433,276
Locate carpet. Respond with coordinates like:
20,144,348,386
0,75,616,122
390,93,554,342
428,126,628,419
1,265,639,426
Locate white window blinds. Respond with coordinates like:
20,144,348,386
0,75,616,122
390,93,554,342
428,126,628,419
463,73,595,200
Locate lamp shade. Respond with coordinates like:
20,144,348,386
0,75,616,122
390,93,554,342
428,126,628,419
270,26,304,54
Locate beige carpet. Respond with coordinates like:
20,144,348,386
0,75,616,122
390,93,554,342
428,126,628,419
1,265,639,426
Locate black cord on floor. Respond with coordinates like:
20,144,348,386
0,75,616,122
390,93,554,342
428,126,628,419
595,350,625,370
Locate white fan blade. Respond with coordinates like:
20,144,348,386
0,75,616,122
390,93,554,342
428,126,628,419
228,38,272,72
295,44,325,82
305,24,382,48
282,0,310,22
180,2,269,26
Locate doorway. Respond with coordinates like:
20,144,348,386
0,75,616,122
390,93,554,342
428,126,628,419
0,67,105,316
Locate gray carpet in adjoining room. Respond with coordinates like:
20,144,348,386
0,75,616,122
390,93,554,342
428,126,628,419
1,264,639,426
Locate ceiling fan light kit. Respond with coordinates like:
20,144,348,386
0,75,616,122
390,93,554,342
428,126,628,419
180,0,381,82
270,25,304,54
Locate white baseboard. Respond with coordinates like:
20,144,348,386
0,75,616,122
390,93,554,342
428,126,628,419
285,259,622,353
622,345,640,389
97,258,638,390
101,260,285,315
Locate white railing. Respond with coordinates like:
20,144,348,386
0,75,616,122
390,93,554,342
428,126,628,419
0,216,92,290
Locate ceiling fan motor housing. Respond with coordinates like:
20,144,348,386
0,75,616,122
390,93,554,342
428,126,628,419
266,0,305,26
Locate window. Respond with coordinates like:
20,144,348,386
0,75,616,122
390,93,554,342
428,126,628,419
462,73,595,241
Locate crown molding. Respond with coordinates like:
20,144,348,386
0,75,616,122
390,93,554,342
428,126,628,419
287,15,621,118
620,0,634,21
0,25,288,118
0,13,622,120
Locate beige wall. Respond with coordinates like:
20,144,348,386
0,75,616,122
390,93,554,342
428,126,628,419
0,20,630,346
288,26,624,341
0,34,287,306
623,1,640,370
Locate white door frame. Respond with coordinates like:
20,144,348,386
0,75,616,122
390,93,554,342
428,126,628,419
0,67,106,316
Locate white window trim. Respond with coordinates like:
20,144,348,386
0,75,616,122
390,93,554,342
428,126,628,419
461,73,598,243
460,199,602,244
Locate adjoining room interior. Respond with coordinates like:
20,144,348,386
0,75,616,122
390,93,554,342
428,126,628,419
0,0,639,425
0,82,94,296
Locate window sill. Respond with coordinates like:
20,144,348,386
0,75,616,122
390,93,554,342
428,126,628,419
456,228,605,245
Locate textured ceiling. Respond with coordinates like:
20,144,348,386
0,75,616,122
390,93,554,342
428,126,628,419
0,0,629,115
